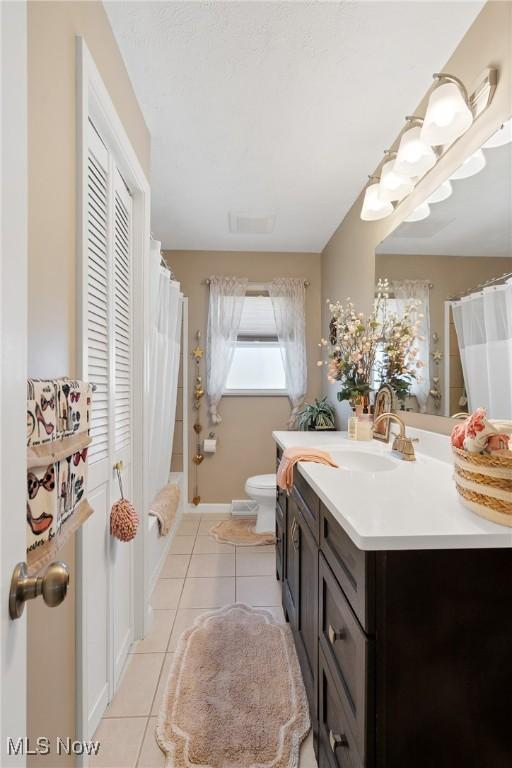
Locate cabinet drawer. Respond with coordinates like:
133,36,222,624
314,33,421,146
291,474,319,543
319,554,373,764
319,647,363,768
320,504,374,632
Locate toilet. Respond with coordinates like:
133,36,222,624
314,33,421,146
245,474,277,533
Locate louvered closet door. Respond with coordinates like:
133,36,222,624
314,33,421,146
110,168,134,688
82,121,134,737
84,122,111,738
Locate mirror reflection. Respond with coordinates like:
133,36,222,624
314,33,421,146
375,121,512,419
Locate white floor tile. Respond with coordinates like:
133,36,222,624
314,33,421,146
236,551,276,577
179,577,235,609
137,718,165,768
150,579,184,610
299,731,318,767
188,553,235,578
260,605,286,623
160,553,190,579
168,535,195,555
131,610,176,654
168,608,210,652
175,518,200,535
91,717,147,768
105,654,164,718
236,544,276,553
151,653,175,717
193,535,235,554
236,575,282,606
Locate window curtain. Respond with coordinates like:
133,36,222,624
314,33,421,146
148,240,183,505
391,280,431,413
206,275,248,424
452,280,512,418
270,278,307,428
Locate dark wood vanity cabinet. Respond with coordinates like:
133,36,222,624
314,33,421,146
275,448,512,768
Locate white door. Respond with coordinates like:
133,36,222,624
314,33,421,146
80,121,134,739
0,1,28,765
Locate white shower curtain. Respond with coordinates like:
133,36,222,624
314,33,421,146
391,280,431,413
452,280,512,419
148,240,183,506
206,275,248,424
270,278,307,428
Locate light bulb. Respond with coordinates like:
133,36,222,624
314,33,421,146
450,149,486,180
404,202,430,223
378,160,415,203
360,183,394,221
426,180,452,204
421,81,473,146
394,126,437,178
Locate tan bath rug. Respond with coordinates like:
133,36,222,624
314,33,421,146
210,516,276,546
156,603,310,768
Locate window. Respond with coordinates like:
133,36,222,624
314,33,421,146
224,291,287,394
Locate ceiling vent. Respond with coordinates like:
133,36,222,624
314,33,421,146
228,212,276,235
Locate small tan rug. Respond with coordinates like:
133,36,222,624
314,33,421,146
156,604,310,768
210,516,276,546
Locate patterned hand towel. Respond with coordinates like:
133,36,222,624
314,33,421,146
277,447,338,492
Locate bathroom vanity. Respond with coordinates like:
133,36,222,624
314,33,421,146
273,430,512,768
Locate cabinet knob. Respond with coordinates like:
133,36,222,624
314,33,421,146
328,624,345,644
329,729,348,752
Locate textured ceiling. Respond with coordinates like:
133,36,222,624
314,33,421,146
377,141,512,257
105,1,484,252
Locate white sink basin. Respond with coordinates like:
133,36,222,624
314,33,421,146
328,449,397,473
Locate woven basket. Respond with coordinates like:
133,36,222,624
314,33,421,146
452,447,512,527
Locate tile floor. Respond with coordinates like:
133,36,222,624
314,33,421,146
91,514,318,768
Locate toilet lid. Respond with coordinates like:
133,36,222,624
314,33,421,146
247,474,276,490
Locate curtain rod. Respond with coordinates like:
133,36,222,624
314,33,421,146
202,278,310,287
448,271,512,302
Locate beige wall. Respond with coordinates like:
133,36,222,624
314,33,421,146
27,1,150,762
321,1,512,427
165,251,322,503
376,254,512,415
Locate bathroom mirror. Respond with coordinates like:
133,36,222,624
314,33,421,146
375,118,512,419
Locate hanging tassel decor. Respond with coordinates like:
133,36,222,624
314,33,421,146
110,461,139,542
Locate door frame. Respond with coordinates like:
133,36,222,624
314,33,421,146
75,37,151,742
0,1,28,764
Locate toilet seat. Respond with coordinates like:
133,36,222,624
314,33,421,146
245,473,276,492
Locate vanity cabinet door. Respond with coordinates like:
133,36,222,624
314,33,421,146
285,496,319,728
275,495,284,582
283,500,299,627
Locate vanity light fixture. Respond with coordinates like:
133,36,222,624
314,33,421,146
450,148,486,180
420,74,473,147
426,180,452,204
403,202,430,223
378,153,415,203
482,117,512,149
360,179,394,221
393,119,437,179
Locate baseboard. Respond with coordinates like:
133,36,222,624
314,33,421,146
186,502,232,515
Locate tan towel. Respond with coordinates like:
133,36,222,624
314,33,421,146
277,447,338,492
149,483,180,537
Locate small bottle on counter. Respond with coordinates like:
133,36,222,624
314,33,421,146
348,414,358,440
356,405,373,441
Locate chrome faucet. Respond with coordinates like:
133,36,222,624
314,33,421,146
373,412,416,462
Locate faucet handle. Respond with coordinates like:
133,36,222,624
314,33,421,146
392,435,416,461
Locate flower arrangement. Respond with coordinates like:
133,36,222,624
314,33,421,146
319,279,423,406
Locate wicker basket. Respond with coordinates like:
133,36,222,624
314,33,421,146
452,446,512,527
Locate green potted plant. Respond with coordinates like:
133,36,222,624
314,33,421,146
296,397,336,431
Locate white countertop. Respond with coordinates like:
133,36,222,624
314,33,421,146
273,429,512,551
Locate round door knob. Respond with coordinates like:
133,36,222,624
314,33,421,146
9,560,70,620
41,561,70,608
